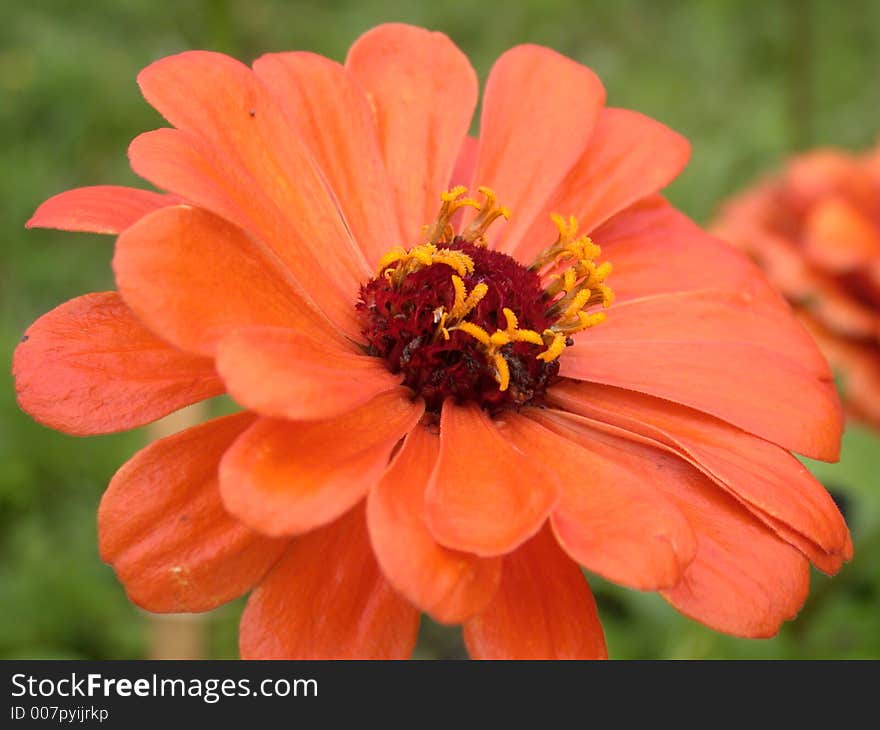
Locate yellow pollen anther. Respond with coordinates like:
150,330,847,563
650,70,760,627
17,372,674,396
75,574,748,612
436,276,490,341
528,211,614,362
423,186,481,245
493,354,511,392
377,242,476,286
562,289,592,320
580,311,607,328
455,321,492,347
451,275,467,312
460,187,511,246
449,276,488,320
454,306,546,391
550,213,578,241
502,307,519,332
536,330,567,362
376,246,408,275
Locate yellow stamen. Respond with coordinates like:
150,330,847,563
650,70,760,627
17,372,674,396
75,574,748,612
501,308,544,346
544,272,572,299
532,214,602,272
511,329,546,346
378,242,475,286
529,211,613,362
375,246,409,276
493,353,511,391
433,307,451,341
561,289,592,320
502,306,519,332
423,186,481,245
436,276,490,341
455,321,492,347
454,306,546,391
449,275,488,320
536,330,567,362
580,311,607,328
460,187,511,246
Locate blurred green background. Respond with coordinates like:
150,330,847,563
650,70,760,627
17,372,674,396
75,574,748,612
2,0,879,659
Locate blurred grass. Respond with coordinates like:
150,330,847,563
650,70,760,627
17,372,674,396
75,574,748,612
1,0,879,659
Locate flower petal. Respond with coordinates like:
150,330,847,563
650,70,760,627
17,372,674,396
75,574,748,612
216,326,401,421
127,128,241,217
582,288,831,378
240,504,420,659
471,44,605,253
450,135,479,189
510,108,689,262
506,410,696,591
463,526,607,660
99,413,287,612
219,389,424,537
114,205,343,357
597,195,785,305
367,424,502,624
26,185,176,234
346,23,478,242
424,401,559,556
134,51,369,336
561,290,843,461
550,381,851,571
253,52,404,267
576,426,811,638
13,292,223,435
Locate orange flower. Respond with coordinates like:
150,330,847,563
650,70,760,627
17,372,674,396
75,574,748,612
14,24,850,659
714,143,880,429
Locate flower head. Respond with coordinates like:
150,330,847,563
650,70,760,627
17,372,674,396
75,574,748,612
14,24,851,659
714,143,880,429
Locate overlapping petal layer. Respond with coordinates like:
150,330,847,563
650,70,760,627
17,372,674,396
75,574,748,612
219,389,423,537
593,195,786,305
511,108,690,262
216,326,401,422
133,51,369,337
13,292,223,435
114,205,342,356
470,44,605,253
506,411,697,590
99,413,287,612
254,51,404,267
542,420,812,638
240,504,420,659
549,381,851,572
347,23,478,243
367,425,502,624
27,185,176,234
463,527,607,659
561,288,842,460
424,401,559,556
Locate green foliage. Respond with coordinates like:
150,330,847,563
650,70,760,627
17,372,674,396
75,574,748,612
2,0,879,659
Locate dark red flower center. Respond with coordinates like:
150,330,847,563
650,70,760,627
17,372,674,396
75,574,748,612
358,238,562,414
355,186,614,417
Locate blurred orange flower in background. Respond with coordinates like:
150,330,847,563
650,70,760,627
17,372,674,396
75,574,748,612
714,143,880,429
13,24,851,659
